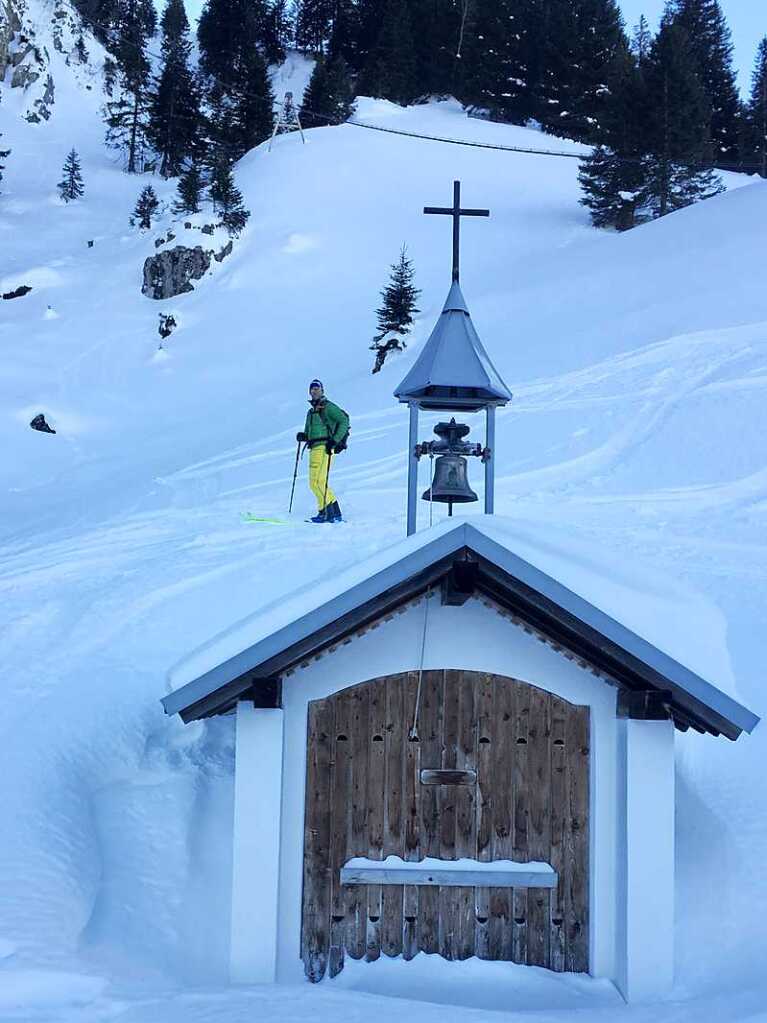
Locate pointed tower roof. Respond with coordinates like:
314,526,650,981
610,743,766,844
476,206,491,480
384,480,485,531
394,281,512,411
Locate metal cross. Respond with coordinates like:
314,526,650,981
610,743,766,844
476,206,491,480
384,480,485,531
424,180,490,283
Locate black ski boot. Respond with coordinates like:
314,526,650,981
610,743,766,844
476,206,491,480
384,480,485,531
309,506,327,523
326,500,343,523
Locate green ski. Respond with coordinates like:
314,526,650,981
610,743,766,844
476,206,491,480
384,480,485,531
241,513,302,526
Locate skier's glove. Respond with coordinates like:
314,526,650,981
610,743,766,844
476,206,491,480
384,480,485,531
333,439,347,454
296,431,307,443
325,440,335,455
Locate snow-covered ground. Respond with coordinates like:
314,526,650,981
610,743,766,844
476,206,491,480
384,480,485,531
1,12,766,1021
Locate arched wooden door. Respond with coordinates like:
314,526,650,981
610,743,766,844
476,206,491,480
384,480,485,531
301,670,589,981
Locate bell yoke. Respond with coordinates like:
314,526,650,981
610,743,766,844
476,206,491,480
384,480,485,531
296,379,350,524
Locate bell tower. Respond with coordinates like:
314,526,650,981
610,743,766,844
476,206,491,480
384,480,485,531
394,181,512,535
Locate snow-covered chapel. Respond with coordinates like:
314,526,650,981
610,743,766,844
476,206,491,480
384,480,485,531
162,182,759,1005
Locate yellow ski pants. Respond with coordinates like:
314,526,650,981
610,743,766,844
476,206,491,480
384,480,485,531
308,444,336,511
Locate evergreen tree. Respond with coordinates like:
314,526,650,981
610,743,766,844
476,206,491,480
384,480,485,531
234,50,276,156
642,20,723,216
202,82,242,169
370,244,420,373
209,160,250,234
327,0,361,66
104,0,157,172
535,0,629,144
663,0,740,164
405,0,464,98
173,162,203,213
300,54,356,126
356,0,418,105
269,0,295,56
57,148,85,202
631,15,652,63
295,0,334,52
578,48,649,229
133,183,160,228
198,0,276,160
460,0,531,123
148,0,202,178
198,0,284,79
72,0,121,44
745,37,767,177
103,56,118,95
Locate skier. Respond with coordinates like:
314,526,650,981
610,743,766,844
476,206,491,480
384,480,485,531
296,379,350,523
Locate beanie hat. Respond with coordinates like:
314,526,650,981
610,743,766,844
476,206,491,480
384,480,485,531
309,378,323,392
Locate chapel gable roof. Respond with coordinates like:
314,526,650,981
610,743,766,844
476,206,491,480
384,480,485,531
162,519,758,739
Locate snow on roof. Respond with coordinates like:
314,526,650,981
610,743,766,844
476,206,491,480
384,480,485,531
164,516,758,737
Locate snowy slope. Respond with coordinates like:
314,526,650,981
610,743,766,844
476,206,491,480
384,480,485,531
1,12,767,1021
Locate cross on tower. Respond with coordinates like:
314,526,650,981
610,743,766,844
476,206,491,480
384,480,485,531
424,180,490,283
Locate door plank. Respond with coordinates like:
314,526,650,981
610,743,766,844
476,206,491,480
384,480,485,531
417,669,443,955
512,679,530,965
475,672,494,960
548,695,568,973
329,690,352,977
366,677,386,962
302,698,333,982
403,671,421,960
347,684,370,960
382,674,404,957
527,687,552,968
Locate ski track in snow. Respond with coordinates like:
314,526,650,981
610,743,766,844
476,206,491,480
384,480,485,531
2,30,767,1023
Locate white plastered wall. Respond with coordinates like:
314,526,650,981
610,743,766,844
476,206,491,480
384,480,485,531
230,593,675,1001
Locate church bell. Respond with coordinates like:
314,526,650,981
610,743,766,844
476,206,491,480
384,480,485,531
423,454,479,510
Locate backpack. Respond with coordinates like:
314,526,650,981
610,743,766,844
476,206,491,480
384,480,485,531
319,403,350,450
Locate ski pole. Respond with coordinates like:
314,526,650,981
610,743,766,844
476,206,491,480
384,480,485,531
288,441,304,514
322,445,332,512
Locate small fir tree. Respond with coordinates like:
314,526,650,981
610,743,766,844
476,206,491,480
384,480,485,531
173,163,203,213
133,183,160,228
209,161,250,234
370,244,420,373
57,148,85,202
300,54,356,126
578,48,649,230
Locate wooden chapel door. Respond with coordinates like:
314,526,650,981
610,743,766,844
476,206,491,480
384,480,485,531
301,670,589,981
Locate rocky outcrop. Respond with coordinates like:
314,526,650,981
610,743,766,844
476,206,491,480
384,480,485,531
142,246,213,300
2,0,80,121
30,413,55,434
0,0,23,81
142,238,235,299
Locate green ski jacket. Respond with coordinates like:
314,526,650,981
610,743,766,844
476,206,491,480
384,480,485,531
303,399,350,449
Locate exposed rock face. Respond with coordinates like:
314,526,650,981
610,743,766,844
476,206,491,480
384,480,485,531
142,246,212,300
2,0,80,121
0,0,23,81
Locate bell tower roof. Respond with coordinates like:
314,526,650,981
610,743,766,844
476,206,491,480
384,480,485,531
394,280,512,412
